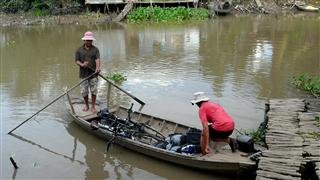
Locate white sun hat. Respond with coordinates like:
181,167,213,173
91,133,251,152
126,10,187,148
191,92,210,105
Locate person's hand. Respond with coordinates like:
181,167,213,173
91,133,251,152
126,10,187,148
95,68,101,74
205,146,212,154
82,61,89,67
201,146,212,157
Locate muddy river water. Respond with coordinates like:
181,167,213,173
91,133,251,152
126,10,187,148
1,16,319,179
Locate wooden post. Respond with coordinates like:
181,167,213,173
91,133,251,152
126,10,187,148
107,82,112,107
10,157,18,169
66,92,75,114
107,3,110,14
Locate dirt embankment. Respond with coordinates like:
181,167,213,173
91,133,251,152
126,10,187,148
0,13,115,27
0,0,319,27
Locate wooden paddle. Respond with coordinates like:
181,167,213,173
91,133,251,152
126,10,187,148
98,73,145,106
87,67,145,106
7,73,97,134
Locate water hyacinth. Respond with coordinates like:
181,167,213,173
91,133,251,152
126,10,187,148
106,72,127,83
127,6,209,22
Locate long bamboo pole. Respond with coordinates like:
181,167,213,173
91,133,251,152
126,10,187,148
7,73,97,134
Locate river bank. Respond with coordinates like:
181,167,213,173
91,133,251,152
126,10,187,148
0,13,114,27
0,2,319,27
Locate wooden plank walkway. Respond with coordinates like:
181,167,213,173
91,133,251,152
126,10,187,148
256,99,320,180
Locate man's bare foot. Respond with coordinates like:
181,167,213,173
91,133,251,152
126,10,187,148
83,107,89,112
91,107,96,113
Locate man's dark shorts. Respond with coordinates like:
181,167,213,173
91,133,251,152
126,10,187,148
209,126,233,139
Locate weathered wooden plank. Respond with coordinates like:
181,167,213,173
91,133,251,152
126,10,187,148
258,160,301,169
256,170,299,180
262,151,302,157
298,112,320,119
265,136,302,140
259,157,302,165
256,176,273,180
304,157,320,161
266,141,303,145
266,130,299,136
258,164,301,177
265,137,302,142
259,160,301,169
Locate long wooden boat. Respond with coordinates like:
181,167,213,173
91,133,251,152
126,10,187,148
208,0,232,15
66,97,256,175
295,1,319,12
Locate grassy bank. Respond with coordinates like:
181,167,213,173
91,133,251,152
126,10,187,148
293,73,320,97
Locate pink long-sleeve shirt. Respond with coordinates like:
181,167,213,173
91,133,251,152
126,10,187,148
199,101,234,131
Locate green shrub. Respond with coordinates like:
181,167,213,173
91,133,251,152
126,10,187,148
0,0,83,14
33,8,49,16
1,0,29,13
127,6,208,23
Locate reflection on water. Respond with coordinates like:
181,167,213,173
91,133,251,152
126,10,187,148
249,40,273,74
1,16,319,179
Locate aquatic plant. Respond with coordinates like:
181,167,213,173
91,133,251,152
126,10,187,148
292,73,320,97
239,128,265,145
6,40,15,47
315,116,320,126
106,72,127,83
127,6,209,23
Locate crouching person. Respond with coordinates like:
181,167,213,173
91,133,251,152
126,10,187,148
191,92,235,155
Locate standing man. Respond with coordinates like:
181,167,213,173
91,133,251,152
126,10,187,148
191,92,235,155
75,31,101,112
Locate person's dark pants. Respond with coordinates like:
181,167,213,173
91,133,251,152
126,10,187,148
208,126,233,139
208,126,235,152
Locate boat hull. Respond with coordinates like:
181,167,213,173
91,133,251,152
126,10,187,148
66,98,256,174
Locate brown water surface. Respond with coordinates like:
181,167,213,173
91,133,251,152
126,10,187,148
1,16,319,179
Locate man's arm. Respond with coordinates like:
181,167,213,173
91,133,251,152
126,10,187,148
95,58,101,73
201,121,210,155
199,110,211,155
